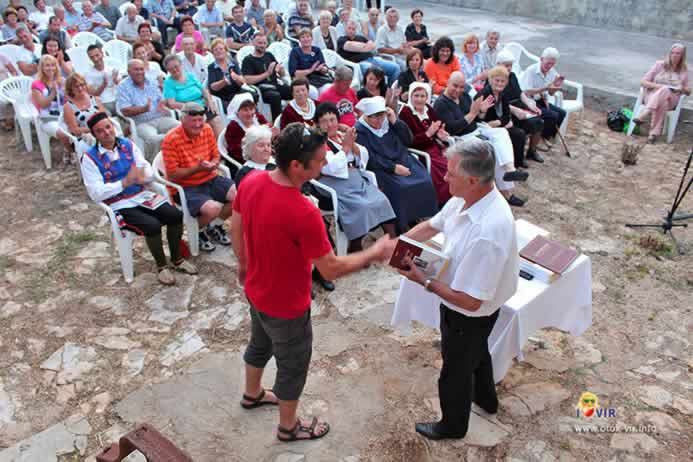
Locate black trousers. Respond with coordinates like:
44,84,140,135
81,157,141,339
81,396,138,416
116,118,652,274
507,126,527,168
259,84,292,120
537,100,566,139
438,304,499,436
117,203,182,236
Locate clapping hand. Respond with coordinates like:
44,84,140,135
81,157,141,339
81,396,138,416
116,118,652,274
436,123,449,142
267,62,277,77
342,126,356,152
385,107,397,124
479,95,495,112
123,165,146,187
199,159,218,171
426,120,442,138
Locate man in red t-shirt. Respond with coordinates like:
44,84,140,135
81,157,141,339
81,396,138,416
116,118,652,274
231,123,393,442
318,66,359,128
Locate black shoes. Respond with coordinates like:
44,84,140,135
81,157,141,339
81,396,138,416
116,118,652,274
507,194,526,207
526,150,545,163
312,268,335,291
415,422,466,440
207,224,231,245
198,230,216,252
502,170,529,182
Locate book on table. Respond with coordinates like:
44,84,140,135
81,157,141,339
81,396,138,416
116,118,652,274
389,235,450,279
519,235,578,283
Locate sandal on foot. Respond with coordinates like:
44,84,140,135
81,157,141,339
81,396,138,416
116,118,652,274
277,417,330,442
240,389,278,409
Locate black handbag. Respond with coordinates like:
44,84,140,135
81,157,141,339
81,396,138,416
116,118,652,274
607,110,628,132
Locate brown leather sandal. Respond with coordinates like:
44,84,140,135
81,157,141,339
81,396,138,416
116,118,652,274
277,417,330,442
240,389,278,409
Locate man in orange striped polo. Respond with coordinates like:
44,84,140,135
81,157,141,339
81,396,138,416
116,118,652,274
162,102,236,251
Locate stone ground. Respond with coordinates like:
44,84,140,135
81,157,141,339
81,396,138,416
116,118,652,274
1,101,692,461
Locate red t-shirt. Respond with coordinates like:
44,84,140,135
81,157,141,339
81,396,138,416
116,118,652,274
232,170,332,319
318,86,358,127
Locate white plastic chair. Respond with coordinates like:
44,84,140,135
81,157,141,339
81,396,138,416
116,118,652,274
503,42,539,75
217,127,243,171
322,48,361,89
152,152,231,257
409,148,431,173
66,46,92,74
267,41,291,69
235,45,254,68
115,101,145,153
556,79,584,134
98,181,169,283
627,87,685,144
72,31,106,49
104,40,133,69
0,76,36,153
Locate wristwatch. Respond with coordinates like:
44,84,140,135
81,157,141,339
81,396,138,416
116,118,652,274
423,279,433,292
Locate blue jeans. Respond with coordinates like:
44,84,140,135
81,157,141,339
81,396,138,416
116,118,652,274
359,57,400,85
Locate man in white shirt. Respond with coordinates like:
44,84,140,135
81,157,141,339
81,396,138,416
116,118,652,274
216,0,236,23
15,25,41,76
519,47,566,143
194,0,224,42
115,5,146,43
86,44,121,113
480,30,503,71
177,37,207,84
388,137,518,441
375,7,410,71
29,0,54,32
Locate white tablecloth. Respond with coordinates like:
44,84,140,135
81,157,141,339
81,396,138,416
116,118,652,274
390,220,593,383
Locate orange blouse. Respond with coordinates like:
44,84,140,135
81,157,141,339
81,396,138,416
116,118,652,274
424,56,461,95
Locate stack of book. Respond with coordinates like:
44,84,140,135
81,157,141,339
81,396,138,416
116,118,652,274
519,235,578,284
388,235,450,279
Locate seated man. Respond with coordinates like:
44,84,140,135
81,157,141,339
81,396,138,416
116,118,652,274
225,4,255,51
61,0,81,31
519,47,566,150
115,5,146,44
162,102,236,252
14,24,41,76
149,0,177,46
116,59,180,158
78,1,114,41
433,71,525,206
39,15,72,50
29,0,53,33
178,37,208,84
334,6,361,38
241,32,291,120
194,0,225,42
375,8,409,71
318,66,359,128
81,112,198,285
480,29,503,71
86,44,121,113
287,0,313,40
95,0,121,32
337,20,399,85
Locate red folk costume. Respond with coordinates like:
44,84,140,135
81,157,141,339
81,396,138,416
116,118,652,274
399,103,451,206
279,99,316,129
224,113,270,163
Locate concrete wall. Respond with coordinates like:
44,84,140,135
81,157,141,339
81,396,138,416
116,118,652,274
440,0,693,40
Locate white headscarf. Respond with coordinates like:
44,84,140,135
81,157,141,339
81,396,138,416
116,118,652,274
405,82,432,121
227,93,257,129
356,96,390,138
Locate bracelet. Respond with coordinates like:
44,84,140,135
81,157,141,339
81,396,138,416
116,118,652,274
423,278,433,292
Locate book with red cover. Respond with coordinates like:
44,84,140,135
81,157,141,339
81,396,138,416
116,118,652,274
519,235,578,275
388,235,450,278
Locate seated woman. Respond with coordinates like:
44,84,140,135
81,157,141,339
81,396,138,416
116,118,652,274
634,43,691,143
288,28,333,99
280,78,316,128
163,54,224,136
424,36,460,95
355,96,438,233
63,72,106,155
398,82,451,206
397,48,429,102
132,41,165,88
207,37,247,110
262,9,285,45
357,66,399,109
312,10,338,51
80,112,197,286
224,92,271,166
234,124,276,186
315,102,396,252
459,33,487,91
495,49,544,166
42,36,73,77
475,66,528,207
404,9,431,59
31,55,72,162
174,16,206,55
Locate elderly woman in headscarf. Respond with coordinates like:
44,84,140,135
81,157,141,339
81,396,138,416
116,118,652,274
234,124,276,186
355,96,438,233
398,82,451,206
224,92,271,168
314,102,396,252
634,43,690,143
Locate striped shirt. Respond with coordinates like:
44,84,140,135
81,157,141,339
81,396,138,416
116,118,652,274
161,124,219,187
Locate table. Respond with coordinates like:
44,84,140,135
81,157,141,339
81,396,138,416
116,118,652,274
390,219,593,383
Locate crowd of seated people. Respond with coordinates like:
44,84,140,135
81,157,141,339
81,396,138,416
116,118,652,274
3,1,685,287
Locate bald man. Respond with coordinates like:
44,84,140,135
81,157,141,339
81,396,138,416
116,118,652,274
115,5,146,43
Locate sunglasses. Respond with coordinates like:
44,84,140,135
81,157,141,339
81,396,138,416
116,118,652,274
185,109,206,117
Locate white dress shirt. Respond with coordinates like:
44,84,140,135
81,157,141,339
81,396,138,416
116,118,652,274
429,188,519,317
86,65,119,103
177,51,208,85
81,140,154,211
519,62,559,101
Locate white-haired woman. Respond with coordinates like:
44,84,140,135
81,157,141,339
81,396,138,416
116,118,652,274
634,44,690,143
234,124,275,186
313,10,338,51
